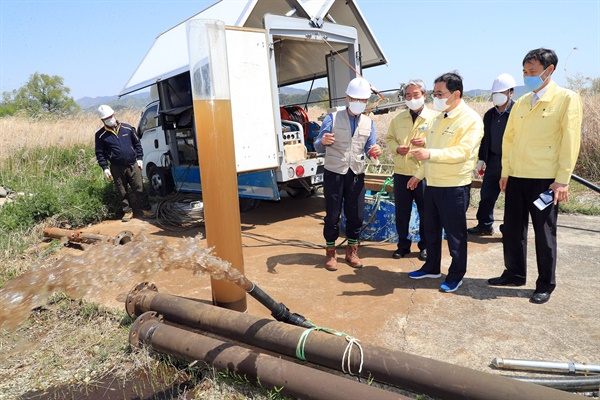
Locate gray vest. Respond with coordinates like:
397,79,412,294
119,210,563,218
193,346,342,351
324,110,372,175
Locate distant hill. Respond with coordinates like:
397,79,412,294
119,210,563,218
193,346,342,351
76,91,152,113
77,85,531,113
279,87,307,95
76,88,324,112
465,85,528,100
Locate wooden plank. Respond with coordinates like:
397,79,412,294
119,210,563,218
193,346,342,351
364,173,483,191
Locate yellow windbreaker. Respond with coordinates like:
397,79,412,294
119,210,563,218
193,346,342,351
415,100,484,187
501,81,582,184
385,106,439,176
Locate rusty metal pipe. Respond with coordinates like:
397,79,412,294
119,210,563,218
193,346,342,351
43,228,133,245
126,283,579,400
130,311,409,400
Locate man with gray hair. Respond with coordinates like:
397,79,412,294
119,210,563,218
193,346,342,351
385,79,439,261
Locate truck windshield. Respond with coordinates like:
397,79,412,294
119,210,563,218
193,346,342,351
163,74,192,110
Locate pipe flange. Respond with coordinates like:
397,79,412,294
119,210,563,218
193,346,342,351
125,282,158,317
114,230,134,245
129,311,162,349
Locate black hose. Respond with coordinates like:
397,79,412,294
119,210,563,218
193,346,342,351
247,283,315,329
571,174,600,194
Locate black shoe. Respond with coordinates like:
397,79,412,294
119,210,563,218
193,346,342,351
530,292,551,304
488,275,526,286
392,249,410,259
418,249,427,261
499,224,504,234
467,225,494,235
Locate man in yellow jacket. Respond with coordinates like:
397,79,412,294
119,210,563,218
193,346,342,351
407,72,484,293
385,79,439,261
488,48,582,304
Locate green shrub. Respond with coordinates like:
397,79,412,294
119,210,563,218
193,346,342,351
0,145,122,280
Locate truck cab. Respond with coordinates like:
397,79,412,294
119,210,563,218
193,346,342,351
137,99,173,196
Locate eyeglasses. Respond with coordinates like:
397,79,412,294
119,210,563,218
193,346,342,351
431,91,452,99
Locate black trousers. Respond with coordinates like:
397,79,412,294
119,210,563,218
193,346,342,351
323,168,365,243
502,177,557,293
421,185,470,283
110,163,150,214
393,173,426,252
475,153,502,227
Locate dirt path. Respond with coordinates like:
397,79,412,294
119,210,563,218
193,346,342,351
74,194,600,378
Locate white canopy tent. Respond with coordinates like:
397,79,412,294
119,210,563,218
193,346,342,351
119,0,387,96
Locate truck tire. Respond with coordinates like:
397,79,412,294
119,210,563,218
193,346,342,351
239,198,261,212
289,187,313,199
147,164,174,197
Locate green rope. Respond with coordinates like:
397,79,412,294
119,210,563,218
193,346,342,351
379,176,394,196
373,176,394,211
296,324,364,377
295,325,348,361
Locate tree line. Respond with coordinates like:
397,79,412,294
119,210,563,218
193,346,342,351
2,71,599,119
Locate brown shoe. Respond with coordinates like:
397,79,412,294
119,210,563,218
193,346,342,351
345,244,363,268
324,247,338,271
142,209,155,219
122,211,133,222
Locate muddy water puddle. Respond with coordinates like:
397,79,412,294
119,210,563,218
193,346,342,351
0,234,248,330
20,365,194,400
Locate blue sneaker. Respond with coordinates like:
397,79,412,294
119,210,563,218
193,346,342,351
408,269,442,279
440,280,463,293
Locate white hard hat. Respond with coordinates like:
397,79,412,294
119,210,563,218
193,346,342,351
346,77,372,99
97,104,115,119
490,73,517,93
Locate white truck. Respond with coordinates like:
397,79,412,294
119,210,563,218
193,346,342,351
120,0,387,209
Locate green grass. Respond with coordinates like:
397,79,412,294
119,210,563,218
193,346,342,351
0,145,121,285
557,180,600,214
0,145,119,228
470,180,600,216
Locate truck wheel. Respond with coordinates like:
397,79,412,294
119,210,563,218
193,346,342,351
289,187,314,200
239,198,261,212
147,165,173,196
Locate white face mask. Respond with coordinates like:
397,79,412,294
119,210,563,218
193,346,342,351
405,96,425,111
433,94,455,112
348,101,367,115
492,93,509,107
104,117,117,128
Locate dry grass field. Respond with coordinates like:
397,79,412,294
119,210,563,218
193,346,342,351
1,96,598,180
1,97,597,212
0,109,141,162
